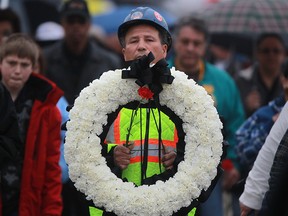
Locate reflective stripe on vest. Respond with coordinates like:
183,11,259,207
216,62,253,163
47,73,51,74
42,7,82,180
106,107,178,146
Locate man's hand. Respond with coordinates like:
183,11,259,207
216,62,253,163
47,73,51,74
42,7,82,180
162,148,176,170
114,145,133,170
222,167,241,190
245,90,261,113
240,202,259,216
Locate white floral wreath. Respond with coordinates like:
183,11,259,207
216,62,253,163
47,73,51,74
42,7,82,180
64,67,223,216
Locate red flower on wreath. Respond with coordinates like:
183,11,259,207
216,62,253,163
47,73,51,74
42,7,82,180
138,86,154,100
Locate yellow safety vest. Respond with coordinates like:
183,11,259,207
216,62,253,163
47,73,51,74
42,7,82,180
89,107,196,216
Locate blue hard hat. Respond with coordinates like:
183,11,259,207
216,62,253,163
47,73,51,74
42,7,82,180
118,7,172,51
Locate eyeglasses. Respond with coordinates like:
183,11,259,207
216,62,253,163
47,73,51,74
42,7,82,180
258,48,284,55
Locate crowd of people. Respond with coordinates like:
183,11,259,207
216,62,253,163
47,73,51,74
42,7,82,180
1,0,288,216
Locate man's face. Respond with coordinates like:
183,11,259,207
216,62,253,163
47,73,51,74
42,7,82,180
62,15,90,44
174,26,206,70
0,55,33,92
122,24,168,64
256,37,286,73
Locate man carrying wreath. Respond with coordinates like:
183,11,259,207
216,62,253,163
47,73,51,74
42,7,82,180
86,7,223,216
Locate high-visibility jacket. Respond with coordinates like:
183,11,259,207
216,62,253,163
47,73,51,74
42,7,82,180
106,107,178,185
89,107,196,215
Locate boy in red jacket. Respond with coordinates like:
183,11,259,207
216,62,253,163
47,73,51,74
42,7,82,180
0,33,63,216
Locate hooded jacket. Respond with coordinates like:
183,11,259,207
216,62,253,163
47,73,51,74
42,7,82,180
0,73,63,216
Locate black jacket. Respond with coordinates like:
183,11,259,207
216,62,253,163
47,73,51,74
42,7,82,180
261,128,288,216
0,83,20,166
235,64,283,117
43,39,122,104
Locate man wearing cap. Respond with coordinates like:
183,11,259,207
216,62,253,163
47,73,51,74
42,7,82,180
43,1,122,216
88,7,222,216
43,0,122,105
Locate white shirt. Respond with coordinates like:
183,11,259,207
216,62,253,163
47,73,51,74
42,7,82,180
239,101,288,210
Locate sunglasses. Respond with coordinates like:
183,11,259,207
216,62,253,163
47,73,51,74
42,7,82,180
258,48,284,55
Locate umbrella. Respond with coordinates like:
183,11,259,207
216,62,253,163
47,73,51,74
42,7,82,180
92,5,177,35
204,0,288,35
209,33,254,57
201,0,288,57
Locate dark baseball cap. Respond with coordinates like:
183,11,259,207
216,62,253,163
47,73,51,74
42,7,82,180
60,0,90,20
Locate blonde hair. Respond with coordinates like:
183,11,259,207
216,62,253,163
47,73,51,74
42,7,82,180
0,33,39,66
